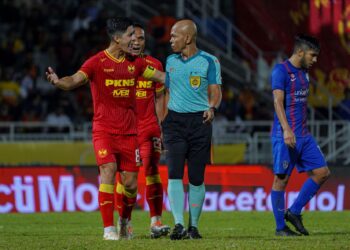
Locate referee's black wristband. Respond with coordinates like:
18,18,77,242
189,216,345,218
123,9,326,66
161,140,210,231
209,106,217,114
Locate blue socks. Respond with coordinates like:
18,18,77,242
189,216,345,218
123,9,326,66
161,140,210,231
272,179,320,231
271,190,286,231
168,179,185,225
290,178,320,215
189,183,205,228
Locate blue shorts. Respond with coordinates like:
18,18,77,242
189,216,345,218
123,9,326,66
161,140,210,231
272,135,327,175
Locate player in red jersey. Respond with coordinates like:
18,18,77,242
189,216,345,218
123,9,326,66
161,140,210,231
46,17,165,240
118,24,170,238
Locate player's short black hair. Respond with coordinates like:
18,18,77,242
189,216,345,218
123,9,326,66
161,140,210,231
293,34,320,53
133,23,144,30
106,17,134,39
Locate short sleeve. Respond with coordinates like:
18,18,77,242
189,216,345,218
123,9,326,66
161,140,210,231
165,57,171,88
79,56,97,81
135,57,147,76
271,65,287,90
164,72,169,88
153,59,164,92
205,56,222,85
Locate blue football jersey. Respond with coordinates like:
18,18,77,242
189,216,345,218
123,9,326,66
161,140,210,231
271,60,310,137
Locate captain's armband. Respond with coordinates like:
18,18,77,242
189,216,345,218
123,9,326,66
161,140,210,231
142,65,156,79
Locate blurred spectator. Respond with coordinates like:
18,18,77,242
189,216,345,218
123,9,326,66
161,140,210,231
238,87,256,120
0,104,13,121
46,107,72,132
256,55,270,90
337,88,350,120
218,86,238,121
20,64,39,99
22,109,41,122
55,32,76,76
0,68,20,107
22,93,46,121
71,9,93,35
147,4,176,63
212,113,229,140
253,101,273,121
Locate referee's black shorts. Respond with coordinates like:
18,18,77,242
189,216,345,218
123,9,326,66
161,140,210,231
162,110,212,185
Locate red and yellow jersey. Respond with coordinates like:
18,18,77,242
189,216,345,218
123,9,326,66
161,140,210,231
135,55,164,131
79,50,147,135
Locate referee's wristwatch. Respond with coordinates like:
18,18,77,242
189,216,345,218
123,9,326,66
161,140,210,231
209,106,217,114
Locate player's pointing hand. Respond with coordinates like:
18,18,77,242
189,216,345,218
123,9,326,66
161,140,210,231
46,66,59,85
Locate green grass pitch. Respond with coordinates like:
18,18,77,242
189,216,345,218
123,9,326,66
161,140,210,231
0,211,349,249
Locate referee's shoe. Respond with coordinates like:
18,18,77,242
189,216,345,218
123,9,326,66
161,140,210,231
169,224,187,240
187,226,202,239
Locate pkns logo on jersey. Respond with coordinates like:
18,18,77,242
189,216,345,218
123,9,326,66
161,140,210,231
136,80,152,98
105,78,134,97
105,79,135,87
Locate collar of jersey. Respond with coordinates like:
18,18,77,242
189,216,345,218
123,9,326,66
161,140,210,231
104,50,125,63
178,50,201,63
285,59,304,73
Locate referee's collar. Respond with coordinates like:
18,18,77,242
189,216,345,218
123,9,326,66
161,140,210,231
177,50,201,63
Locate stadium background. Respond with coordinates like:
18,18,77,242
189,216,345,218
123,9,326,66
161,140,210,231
0,0,349,213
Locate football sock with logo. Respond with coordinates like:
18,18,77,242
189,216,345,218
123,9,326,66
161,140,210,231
168,179,185,225
115,181,124,218
188,183,205,228
99,183,115,228
290,178,320,215
146,174,164,218
271,190,286,231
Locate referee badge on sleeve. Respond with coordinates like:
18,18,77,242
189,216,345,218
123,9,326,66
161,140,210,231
190,76,201,89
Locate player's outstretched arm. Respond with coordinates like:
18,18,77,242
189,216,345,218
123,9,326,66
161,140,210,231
142,66,166,83
46,67,87,91
150,69,166,83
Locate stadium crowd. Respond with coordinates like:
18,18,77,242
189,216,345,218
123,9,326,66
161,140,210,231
0,0,106,125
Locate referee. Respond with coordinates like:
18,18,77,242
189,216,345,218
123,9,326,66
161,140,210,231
162,19,222,240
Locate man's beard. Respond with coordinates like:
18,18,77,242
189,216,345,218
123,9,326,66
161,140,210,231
300,57,308,69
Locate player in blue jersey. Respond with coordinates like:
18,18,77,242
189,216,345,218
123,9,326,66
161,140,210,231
270,34,330,236
161,19,222,240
